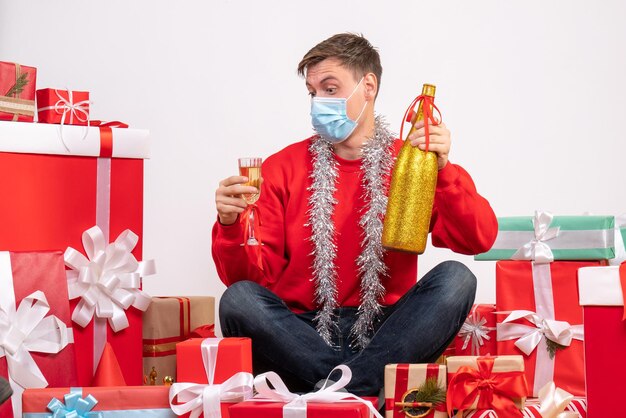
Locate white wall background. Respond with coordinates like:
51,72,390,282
2,1,625,324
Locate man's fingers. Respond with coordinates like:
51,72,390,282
408,125,448,140
217,196,249,209
219,175,249,188
220,184,258,197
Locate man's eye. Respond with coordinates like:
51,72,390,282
308,91,316,97
326,87,337,94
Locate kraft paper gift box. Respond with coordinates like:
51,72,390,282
0,61,36,122
495,260,601,397
384,364,447,418
143,296,215,385
22,386,175,417
36,88,90,125
170,338,254,418
0,120,151,386
455,304,497,356
0,251,78,418
578,264,626,418
475,211,614,261
446,355,527,417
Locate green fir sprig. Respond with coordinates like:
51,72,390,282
407,377,446,405
546,339,567,359
5,72,29,97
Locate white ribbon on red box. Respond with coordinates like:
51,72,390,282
0,252,74,418
169,338,254,418
251,365,383,418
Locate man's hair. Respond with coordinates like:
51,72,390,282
297,33,382,97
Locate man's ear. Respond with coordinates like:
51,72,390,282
364,73,378,101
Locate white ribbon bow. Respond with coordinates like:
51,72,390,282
38,89,92,151
537,381,579,418
64,226,155,332
458,311,495,355
496,310,583,355
0,290,73,389
169,338,254,418
252,365,383,418
511,210,560,263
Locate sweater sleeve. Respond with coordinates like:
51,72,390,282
429,162,498,255
211,159,289,287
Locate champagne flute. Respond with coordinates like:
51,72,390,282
238,157,262,245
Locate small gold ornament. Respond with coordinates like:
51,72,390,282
149,366,158,385
163,376,174,386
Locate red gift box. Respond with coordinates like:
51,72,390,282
36,88,90,125
176,338,252,384
171,338,253,418
22,385,174,416
229,365,380,418
578,264,626,418
495,261,602,397
0,251,78,418
229,399,379,418
0,120,150,386
0,61,36,122
455,304,497,356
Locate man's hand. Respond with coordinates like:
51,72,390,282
408,120,451,170
215,176,259,225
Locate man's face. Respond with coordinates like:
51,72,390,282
305,57,365,122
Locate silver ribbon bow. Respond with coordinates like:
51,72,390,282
458,311,495,355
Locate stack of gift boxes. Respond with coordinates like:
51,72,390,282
3,59,626,417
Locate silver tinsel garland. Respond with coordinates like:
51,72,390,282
307,115,395,350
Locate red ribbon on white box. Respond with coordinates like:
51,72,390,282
64,226,155,373
496,263,584,396
251,365,383,418
0,252,74,418
169,338,254,418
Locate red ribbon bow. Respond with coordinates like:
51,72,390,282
446,356,528,418
240,204,264,271
400,94,442,152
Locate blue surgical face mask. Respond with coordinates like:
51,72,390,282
310,78,368,144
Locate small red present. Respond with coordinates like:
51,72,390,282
0,251,78,418
455,304,497,356
0,61,36,122
176,338,252,384
22,386,173,416
229,366,381,418
495,261,601,397
446,355,527,417
36,88,90,125
578,263,626,418
171,337,253,418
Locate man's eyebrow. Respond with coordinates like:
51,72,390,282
306,76,340,87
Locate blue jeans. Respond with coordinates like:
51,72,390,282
219,260,476,396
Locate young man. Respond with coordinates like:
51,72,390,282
213,33,497,396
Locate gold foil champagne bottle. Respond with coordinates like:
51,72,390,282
382,84,439,254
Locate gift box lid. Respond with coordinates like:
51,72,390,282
0,120,149,159
579,265,624,306
475,214,615,261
